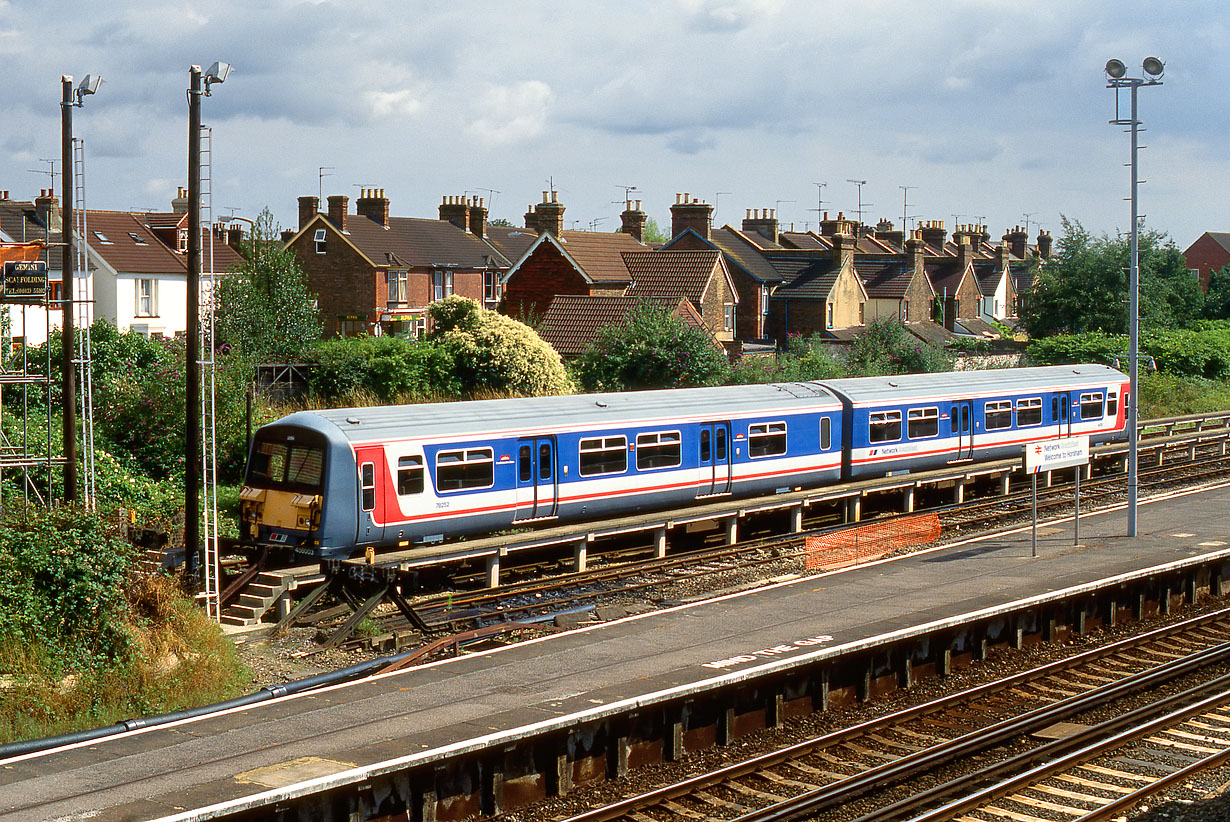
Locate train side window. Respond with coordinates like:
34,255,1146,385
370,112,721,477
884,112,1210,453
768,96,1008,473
716,427,728,460
637,431,682,470
436,448,494,492
820,416,831,450
1108,392,1118,417
518,446,532,482
868,411,901,443
360,462,375,511
539,443,552,480
396,456,424,495
579,436,627,476
984,401,1012,431
700,429,711,462
1080,392,1104,420
1052,397,1059,422
1016,397,1042,427
907,407,938,439
748,422,787,457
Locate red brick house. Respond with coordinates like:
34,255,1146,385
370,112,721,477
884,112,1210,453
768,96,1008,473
1183,232,1230,291
623,249,738,342
500,228,649,321
286,190,511,337
536,294,713,358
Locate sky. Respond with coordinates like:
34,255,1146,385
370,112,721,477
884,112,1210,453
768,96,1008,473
2,0,1227,250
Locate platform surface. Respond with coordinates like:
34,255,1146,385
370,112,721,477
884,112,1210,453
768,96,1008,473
4,483,1230,821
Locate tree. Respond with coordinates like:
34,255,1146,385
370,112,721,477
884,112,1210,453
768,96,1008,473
572,301,729,391
1019,217,1201,338
845,318,952,376
642,217,669,244
1203,265,1230,320
213,208,322,360
428,296,572,396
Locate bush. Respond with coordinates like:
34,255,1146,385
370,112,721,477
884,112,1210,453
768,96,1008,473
311,336,461,402
845,318,952,376
1026,332,1127,366
727,334,845,384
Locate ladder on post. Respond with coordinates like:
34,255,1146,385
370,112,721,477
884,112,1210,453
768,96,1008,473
198,124,221,622
71,137,96,509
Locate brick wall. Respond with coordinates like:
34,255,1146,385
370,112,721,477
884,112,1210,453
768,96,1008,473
291,229,377,336
502,243,590,318
698,266,736,341
1184,234,1230,292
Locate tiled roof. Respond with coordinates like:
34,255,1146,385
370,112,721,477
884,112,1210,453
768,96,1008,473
954,317,1002,338
778,231,829,251
201,227,246,273
766,257,817,283
857,260,913,299
536,294,704,357
0,200,53,244
340,215,512,269
773,259,842,300
972,260,1005,292
79,211,187,274
725,226,783,251
708,228,786,283
483,224,538,262
553,230,647,283
623,250,722,305
903,320,963,346
926,261,975,295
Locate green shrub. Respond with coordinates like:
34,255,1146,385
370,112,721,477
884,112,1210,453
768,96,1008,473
1026,332,1127,366
311,336,460,402
845,318,952,376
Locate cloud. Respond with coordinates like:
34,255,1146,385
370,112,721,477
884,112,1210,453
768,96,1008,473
682,0,784,32
467,81,553,146
365,89,422,119
667,131,717,154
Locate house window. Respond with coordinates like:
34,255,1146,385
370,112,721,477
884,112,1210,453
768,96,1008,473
135,278,157,317
338,317,364,337
826,302,834,329
869,411,902,443
985,400,1013,430
579,436,627,476
858,302,865,325
908,407,939,439
723,303,735,333
396,456,424,495
128,232,148,246
1080,392,1104,420
483,271,500,307
387,270,408,306
314,228,327,254
432,270,454,301
436,447,494,492
635,431,682,470
901,299,909,320
1016,397,1043,427
748,422,787,457
177,229,188,251
93,231,113,245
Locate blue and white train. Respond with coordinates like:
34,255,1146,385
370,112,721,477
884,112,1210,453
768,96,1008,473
238,365,1129,559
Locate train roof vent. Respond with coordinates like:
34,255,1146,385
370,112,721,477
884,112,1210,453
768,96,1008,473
345,416,361,425
773,382,831,399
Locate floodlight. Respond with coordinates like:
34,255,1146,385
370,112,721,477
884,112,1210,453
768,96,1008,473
1142,57,1164,78
1105,59,1126,79
205,61,232,83
77,74,102,96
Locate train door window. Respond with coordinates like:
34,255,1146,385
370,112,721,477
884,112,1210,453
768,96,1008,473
1080,392,1104,420
396,456,424,495
436,448,494,491
1052,396,1060,422
700,429,711,462
636,431,682,470
1016,397,1042,427
518,446,532,482
716,427,728,460
748,422,787,457
539,443,552,480
868,411,901,443
908,407,939,439
985,401,1012,431
360,462,375,511
820,416,831,450
1108,392,1118,417
579,436,627,476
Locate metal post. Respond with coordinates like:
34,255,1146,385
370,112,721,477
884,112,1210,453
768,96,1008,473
1074,469,1080,546
186,66,202,577
1031,473,1038,559
1127,79,1139,538
60,76,77,502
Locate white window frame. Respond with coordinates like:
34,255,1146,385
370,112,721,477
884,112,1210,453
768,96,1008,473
314,228,327,254
869,410,902,443
432,270,454,301
723,303,735,333
435,447,494,492
135,278,157,317
1079,392,1104,420
387,269,408,306
579,436,627,476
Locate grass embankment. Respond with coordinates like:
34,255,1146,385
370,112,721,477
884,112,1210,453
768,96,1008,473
0,508,249,744
1138,373,1230,419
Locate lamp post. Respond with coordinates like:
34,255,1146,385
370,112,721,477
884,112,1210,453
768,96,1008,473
1106,57,1164,538
60,73,101,503
185,62,230,577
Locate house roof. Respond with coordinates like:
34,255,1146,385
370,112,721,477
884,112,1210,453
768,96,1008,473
772,259,843,300
778,231,830,251
1189,232,1230,256
926,260,979,296
705,228,787,284
623,249,726,305
536,294,706,358
553,230,646,282
78,211,187,274
325,215,512,270
903,320,964,346
0,199,53,245
972,260,1006,293
856,259,915,299
482,224,538,263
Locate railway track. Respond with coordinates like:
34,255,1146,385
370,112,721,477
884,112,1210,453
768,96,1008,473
555,607,1230,822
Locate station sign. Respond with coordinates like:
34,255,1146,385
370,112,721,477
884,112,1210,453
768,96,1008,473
2,260,48,304
1024,435,1090,474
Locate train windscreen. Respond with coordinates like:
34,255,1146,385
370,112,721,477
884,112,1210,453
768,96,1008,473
248,436,325,493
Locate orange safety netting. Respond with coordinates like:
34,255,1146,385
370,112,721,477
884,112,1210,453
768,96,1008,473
0,243,45,264
804,512,941,571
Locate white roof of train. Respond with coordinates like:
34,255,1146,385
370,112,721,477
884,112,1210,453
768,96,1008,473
815,364,1126,406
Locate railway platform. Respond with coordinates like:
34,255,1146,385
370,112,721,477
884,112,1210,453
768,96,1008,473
4,482,1230,821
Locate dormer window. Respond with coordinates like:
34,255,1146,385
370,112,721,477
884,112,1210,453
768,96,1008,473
128,232,148,246
314,228,327,254
177,228,188,251
93,231,113,245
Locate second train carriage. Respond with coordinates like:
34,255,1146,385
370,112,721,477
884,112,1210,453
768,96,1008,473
238,364,1130,560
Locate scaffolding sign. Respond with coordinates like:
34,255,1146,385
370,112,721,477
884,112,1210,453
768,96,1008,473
1,261,48,303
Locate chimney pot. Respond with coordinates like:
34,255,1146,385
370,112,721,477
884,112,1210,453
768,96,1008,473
635,199,641,210
542,191,549,204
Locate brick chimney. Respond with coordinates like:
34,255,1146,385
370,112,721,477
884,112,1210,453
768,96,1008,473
534,190,565,236
1037,229,1053,259
298,195,319,231
620,199,646,242
994,242,1010,270
470,196,487,238
906,232,926,273
439,195,470,232
742,208,779,244
874,218,905,249
818,211,857,238
326,195,348,232
356,188,390,227
1004,226,1028,259
227,223,244,250
919,220,947,249
524,203,539,232
832,231,857,268
35,189,61,233
954,227,974,270
280,229,296,244
0,190,9,201
172,186,190,215
670,192,713,240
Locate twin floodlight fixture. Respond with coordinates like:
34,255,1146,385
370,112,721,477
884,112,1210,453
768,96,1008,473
1105,57,1165,81
72,74,102,106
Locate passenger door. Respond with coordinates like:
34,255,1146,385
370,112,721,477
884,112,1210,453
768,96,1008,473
1054,391,1072,438
952,401,974,461
515,437,558,520
353,445,387,545
696,422,732,497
